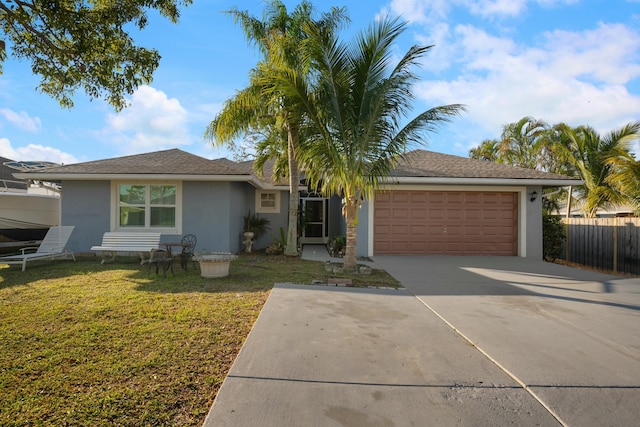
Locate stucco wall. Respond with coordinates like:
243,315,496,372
60,180,285,255
259,190,290,250
236,186,289,251
524,185,543,259
60,180,111,253
356,200,369,258
328,195,344,241
181,181,240,253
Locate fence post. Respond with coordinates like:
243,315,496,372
613,217,618,273
565,220,570,262
565,186,572,262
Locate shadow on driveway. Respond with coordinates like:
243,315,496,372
373,255,640,427
373,255,640,312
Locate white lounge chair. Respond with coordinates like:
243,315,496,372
0,226,76,271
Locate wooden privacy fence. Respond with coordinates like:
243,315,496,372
561,217,640,275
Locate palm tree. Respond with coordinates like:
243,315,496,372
553,122,639,217
469,139,500,161
604,122,640,213
205,1,348,256
497,116,549,169
273,16,465,269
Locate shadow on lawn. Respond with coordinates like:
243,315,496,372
0,256,113,289
1,253,398,294
0,256,270,294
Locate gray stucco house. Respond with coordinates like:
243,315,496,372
17,148,580,259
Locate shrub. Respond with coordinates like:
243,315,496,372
328,236,346,257
266,227,286,255
543,214,565,261
243,210,270,240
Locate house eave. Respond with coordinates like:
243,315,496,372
383,177,584,187
260,183,306,191
14,172,260,183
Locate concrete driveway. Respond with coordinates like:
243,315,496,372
373,256,640,427
204,256,640,427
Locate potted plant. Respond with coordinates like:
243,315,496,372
243,210,270,253
193,252,237,278
265,227,286,255
328,236,346,257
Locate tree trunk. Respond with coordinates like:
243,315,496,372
342,195,358,270
284,122,300,256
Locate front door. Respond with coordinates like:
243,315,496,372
300,198,328,244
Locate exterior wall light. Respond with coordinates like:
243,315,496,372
530,191,538,202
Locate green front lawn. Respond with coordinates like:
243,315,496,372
0,253,398,426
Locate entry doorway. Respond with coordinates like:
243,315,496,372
300,197,329,244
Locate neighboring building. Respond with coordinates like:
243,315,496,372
557,202,637,218
16,148,581,259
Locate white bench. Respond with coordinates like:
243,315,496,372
91,232,162,264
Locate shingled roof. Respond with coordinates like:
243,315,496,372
26,149,247,176
16,148,580,187
390,150,578,183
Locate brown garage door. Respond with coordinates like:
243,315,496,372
374,190,517,255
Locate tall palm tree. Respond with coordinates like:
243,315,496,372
497,116,549,169
604,121,640,213
273,16,465,269
553,122,639,217
469,139,500,161
205,1,348,256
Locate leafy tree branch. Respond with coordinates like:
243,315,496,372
0,0,191,110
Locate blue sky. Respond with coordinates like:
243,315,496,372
1,0,639,165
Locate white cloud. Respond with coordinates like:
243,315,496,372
415,22,454,72
415,22,640,138
543,23,640,85
101,86,191,154
462,0,528,18
386,0,579,22
384,0,450,24
0,108,42,133
0,138,79,164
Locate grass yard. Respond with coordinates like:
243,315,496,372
0,252,399,426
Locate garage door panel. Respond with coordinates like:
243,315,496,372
374,190,517,255
409,208,427,220
464,210,482,220
463,227,483,236
499,210,516,220
447,210,464,220
375,224,391,233
410,192,427,203
410,224,427,235
391,224,409,234
427,209,446,220
376,208,392,219
393,192,410,203
390,241,410,252
463,242,484,252
446,193,464,203
393,210,409,220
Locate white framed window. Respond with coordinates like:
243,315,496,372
111,182,182,234
255,190,280,214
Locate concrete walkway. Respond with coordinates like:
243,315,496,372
203,255,640,426
300,244,378,268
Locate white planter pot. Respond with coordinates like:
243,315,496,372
194,253,237,278
243,232,255,253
